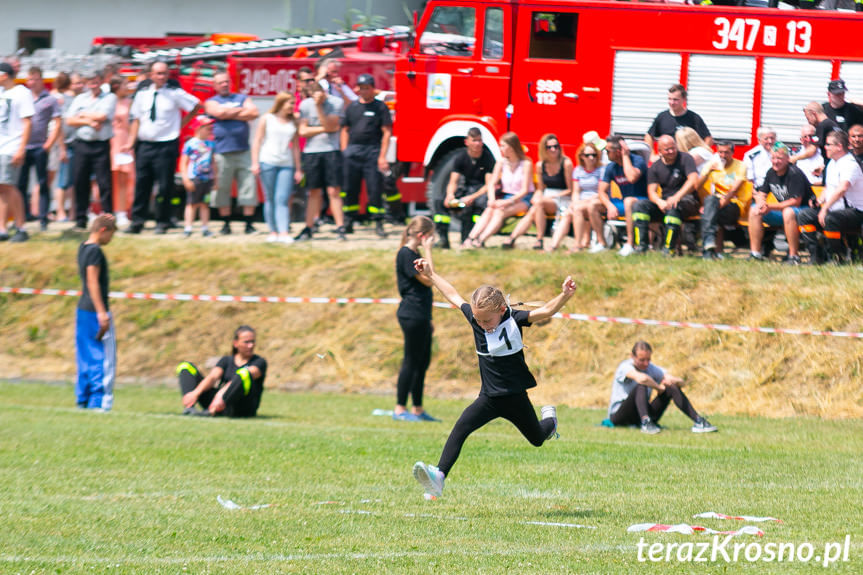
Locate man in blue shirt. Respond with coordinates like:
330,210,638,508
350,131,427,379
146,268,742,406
204,72,260,235
593,135,648,256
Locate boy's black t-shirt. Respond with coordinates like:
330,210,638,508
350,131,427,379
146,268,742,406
396,246,432,321
452,148,495,189
460,303,536,396
77,242,109,312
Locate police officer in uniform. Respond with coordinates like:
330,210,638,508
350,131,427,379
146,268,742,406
340,74,392,238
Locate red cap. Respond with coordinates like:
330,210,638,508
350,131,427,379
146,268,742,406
190,115,215,130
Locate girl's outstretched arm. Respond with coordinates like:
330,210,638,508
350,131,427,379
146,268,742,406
528,276,577,322
414,258,467,308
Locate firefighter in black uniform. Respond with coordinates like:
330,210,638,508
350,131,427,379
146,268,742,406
433,127,495,249
341,74,393,237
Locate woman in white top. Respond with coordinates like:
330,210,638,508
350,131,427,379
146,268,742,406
251,92,303,243
566,142,605,253
675,127,713,171
463,131,534,248
503,133,573,250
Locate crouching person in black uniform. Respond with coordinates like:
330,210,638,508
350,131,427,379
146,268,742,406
177,325,267,417
433,127,495,249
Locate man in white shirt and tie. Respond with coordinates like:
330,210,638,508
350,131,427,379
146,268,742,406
125,61,200,234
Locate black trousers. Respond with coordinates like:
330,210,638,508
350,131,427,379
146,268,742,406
797,206,863,263
433,182,489,242
132,140,178,227
17,147,49,223
73,140,113,228
437,392,553,476
342,144,383,220
177,362,217,409
633,194,700,250
396,317,432,407
700,195,740,250
609,384,699,427
177,361,261,417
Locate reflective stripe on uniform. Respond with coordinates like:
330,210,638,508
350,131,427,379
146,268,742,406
175,361,198,376
824,230,842,239
800,224,817,233
237,367,252,396
367,205,384,214
342,204,360,213
434,214,451,224
385,193,401,202
663,215,682,226
633,212,651,222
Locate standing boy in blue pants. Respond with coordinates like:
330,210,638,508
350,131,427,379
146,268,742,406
76,213,117,410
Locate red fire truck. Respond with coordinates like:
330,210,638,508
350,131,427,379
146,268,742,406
393,0,863,196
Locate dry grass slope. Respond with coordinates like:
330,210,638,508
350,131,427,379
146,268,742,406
2,229,862,418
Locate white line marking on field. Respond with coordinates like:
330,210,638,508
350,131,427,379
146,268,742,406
522,521,596,529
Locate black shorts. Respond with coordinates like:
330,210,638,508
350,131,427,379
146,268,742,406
302,150,342,190
187,179,213,205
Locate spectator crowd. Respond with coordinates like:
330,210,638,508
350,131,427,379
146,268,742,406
434,81,863,265
2,55,863,264
0,56,401,243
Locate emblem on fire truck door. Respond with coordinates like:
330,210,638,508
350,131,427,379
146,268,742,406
427,74,451,109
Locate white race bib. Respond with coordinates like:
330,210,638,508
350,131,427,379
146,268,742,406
479,315,523,357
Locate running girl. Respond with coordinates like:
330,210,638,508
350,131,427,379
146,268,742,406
411,258,577,497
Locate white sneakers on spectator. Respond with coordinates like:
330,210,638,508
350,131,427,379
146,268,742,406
588,243,607,254
618,243,635,257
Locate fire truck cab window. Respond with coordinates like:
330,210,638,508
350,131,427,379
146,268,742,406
482,8,504,60
529,12,577,60
419,6,476,57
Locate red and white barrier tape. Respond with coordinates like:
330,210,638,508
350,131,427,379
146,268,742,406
3,286,862,339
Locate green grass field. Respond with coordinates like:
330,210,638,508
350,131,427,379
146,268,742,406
3,382,861,574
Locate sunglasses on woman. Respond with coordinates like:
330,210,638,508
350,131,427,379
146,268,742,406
582,153,597,158
546,144,560,150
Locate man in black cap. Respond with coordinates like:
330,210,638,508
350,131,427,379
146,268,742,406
822,79,863,132
340,73,392,237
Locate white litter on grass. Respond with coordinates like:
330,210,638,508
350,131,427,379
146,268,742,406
315,501,344,505
693,511,782,523
339,509,375,515
371,409,394,416
217,495,271,510
627,523,764,537
522,521,596,529
316,354,326,359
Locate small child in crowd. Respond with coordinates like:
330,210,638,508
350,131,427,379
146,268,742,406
180,116,217,237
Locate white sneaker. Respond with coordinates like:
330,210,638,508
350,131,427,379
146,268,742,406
278,236,295,244
588,243,607,254
617,243,634,257
413,461,445,497
266,235,279,243
540,405,559,440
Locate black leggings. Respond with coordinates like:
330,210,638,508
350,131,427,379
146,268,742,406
610,384,699,427
396,317,432,407
177,362,217,408
437,392,554,476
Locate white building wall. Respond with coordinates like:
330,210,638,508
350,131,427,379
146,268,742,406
3,0,422,54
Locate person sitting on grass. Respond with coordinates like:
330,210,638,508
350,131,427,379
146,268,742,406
177,325,267,417
411,255,577,499
607,340,717,435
